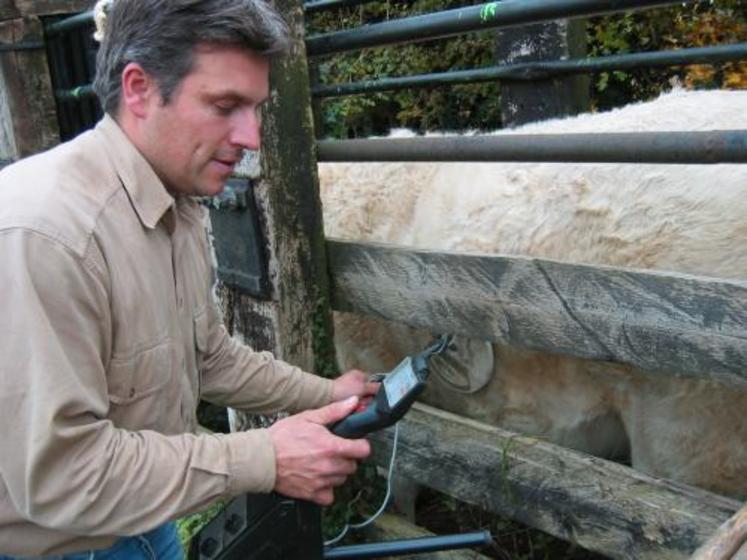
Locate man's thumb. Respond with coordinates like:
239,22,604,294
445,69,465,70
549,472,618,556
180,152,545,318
306,396,359,425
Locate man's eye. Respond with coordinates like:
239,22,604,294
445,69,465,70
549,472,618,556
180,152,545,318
215,103,236,115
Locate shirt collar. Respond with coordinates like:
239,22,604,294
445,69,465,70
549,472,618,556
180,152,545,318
94,114,175,230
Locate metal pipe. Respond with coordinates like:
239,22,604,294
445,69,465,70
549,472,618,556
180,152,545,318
306,0,696,56
305,0,376,14
316,130,747,164
45,11,94,37
323,531,492,559
312,42,747,98
50,40,747,104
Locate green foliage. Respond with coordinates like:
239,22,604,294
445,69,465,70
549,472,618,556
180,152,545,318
308,0,502,137
176,500,226,554
312,290,340,379
321,460,387,542
308,0,746,136
588,0,747,110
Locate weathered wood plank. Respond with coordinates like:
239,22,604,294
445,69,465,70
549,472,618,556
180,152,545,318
368,404,741,560
495,19,589,127
252,0,336,376
327,239,747,385
0,2,18,21
0,17,59,157
692,503,747,560
0,1,90,21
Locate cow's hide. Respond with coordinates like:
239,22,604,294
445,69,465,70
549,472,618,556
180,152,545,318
319,89,747,499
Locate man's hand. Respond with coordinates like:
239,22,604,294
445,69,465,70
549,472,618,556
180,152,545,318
332,369,379,403
268,397,371,505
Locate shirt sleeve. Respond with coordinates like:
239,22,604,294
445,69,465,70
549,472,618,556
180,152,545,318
197,293,334,414
0,229,276,537
191,214,334,413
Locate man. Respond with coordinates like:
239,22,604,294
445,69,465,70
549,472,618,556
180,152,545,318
0,0,377,557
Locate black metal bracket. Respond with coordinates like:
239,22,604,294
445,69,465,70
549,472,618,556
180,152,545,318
206,178,271,299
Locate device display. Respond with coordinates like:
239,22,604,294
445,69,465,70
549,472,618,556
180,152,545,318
383,357,419,408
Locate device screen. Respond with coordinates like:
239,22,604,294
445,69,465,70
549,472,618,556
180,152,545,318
383,357,419,408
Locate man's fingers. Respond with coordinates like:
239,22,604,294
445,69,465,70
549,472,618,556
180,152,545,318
322,475,348,487
364,381,380,396
326,457,358,476
304,396,359,425
333,436,371,460
312,488,335,507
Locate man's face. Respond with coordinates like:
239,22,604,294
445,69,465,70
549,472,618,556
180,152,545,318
141,44,270,197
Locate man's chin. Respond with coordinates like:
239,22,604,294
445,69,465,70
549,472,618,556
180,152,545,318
198,185,226,196
194,179,229,198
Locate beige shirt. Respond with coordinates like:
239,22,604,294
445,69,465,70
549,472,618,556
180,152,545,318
0,115,333,556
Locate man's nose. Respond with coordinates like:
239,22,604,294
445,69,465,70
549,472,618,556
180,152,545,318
229,108,261,151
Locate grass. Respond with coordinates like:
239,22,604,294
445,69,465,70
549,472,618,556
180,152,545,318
176,500,226,555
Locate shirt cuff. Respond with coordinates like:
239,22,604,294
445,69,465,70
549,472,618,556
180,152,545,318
223,429,276,495
318,376,335,407
288,370,335,412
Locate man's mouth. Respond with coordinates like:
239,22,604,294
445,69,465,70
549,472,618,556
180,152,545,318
212,158,238,173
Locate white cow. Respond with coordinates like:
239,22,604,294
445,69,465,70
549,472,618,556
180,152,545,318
319,89,747,499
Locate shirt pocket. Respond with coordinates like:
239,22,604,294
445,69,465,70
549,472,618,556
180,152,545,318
107,341,173,431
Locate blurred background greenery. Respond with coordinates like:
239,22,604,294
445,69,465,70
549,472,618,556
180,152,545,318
307,0,747,137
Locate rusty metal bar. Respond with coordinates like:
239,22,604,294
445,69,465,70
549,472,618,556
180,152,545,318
312,43,747,97
316,130,747,164
306,0,697,56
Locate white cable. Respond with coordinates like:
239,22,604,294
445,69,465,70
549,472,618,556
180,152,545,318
323,422,401,547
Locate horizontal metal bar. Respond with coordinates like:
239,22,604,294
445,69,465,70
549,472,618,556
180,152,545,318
306,0,696,56
317,130,747,164
45,10,94,37
324,531,493,559
313,42,747,98
304,0,376,14
55,84,96,103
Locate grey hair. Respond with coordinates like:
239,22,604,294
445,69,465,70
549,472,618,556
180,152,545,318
93,0,290,115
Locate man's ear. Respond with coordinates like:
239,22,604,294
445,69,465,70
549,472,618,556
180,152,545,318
120,62,158,118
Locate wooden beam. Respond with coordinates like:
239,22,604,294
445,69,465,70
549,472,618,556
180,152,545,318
0,17,59,158
327,239,747,386
0,1,90,21
368,404,741,560
495,19,589,126
0,2,18,21
251,0,336,376
692,503,747,560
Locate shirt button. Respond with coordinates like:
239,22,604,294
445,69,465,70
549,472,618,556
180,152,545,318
177,296,184,308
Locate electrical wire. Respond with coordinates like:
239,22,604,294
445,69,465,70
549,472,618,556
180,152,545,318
323,422,400,547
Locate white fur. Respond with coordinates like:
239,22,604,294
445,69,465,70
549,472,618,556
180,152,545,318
93,0,113,42
320,89,747,499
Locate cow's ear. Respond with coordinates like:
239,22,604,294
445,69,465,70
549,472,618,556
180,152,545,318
428,336,494,394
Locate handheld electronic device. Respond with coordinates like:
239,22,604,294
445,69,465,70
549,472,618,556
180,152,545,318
191,333,496,560
331,334,452,439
